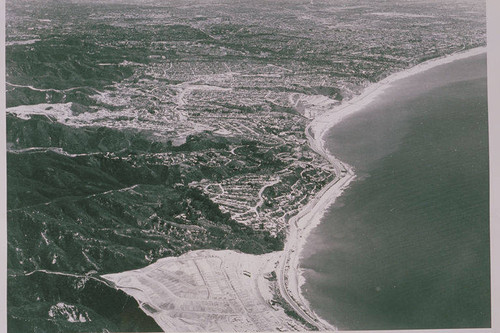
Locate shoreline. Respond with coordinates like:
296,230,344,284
279,45,487,330
97,46,488,332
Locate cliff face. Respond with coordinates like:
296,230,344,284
6,0,486,331
7,116,284,332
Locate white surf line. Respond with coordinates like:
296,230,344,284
94,46,487,331
279,46,487,331
309,46,487,152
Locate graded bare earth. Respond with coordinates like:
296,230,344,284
103,250,309,331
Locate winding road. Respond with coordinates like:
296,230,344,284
274,122,356,331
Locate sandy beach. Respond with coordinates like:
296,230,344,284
100,46,487,332
279,45,487,330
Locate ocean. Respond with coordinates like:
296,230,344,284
300,53,490,330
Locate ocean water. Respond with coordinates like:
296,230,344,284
301,53,490,330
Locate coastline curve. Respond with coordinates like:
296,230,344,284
278,45,487,330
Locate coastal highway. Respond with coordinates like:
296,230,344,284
274,123,356,330
276,166,355,329
276,222,326,330
275,47,488,331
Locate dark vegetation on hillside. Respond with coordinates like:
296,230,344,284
6,0,486,331
9,274,163,333
7,116,284,332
